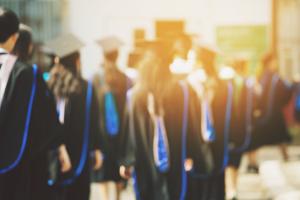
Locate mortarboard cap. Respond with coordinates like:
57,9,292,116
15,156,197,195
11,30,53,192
97,36,123,54
45,33,84,59
19,23,32,32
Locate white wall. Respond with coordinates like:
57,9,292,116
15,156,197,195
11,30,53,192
65,0,271,77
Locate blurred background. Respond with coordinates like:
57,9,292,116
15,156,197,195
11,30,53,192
0,0,299,80
1,0,300,199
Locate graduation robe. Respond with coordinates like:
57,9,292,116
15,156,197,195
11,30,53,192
53,79,102,200
195,79,233,200
228,77,255,167
0,59,62,200
249,72,293,150
92,71,130,182
119,80,208,200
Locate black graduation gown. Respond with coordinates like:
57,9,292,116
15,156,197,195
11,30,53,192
249,72,293,150
294,83,300,121
197,79,233,200
120,85,169,200
164,81,209,200
56,79,102,200
0,60,61,200
119,81,207,200
92,72,129,182
228,78,254,167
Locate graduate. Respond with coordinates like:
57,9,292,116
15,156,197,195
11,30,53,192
187,44,228,200
170,38,216,200
45,34,103,200
119,40,208,200
225,58,255,200
0,7,62,200
247,52,293,170
92,36,132,200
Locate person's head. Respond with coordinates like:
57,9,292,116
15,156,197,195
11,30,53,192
0,7,20,52
196,45,218,78
173,34,192,60
230,58,248,77
98,36,123,66
45,34,84,77
12,24,33,62
261,52,278,73
104,50,118,64
138,40,173,96
60,51,81,77
103,50,119,79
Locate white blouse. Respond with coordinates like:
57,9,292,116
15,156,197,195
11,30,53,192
0,49,16,109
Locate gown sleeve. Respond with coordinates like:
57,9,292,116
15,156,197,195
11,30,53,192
186,85,214,175
90,85,103,151
117,94,136,167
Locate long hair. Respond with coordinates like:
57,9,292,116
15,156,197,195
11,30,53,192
60,51,80,77
47,63,81,99
137,47,173,114
256,52,276,79
12,25,33,63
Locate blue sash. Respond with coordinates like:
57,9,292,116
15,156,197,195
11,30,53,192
220,82,233,172
295,89,300,121
203,99,216,142
0,64,38,174
104,92,120,136
147,93,170,173
60,80,93,186
259,75,279,124
132,171,141,200
179,81,189,200
153,116,170,173
231,79,253,153
296,93,300,111
189,81,233,180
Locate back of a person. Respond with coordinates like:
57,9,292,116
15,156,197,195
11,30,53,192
128,85,170,200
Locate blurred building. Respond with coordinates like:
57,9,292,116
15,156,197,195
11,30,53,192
0,0,68,43
1,0,299,80
275,0,300,81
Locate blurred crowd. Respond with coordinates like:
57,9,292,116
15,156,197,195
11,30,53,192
1,7,300,200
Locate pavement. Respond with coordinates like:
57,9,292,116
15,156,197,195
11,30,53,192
90,145,300,200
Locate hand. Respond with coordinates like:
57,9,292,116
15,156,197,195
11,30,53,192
93,150,103,170
184,158,194,172
58,145,72,173
119,165,133,179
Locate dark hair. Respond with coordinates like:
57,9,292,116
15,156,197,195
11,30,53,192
261,52,276,69
60,51,80,76
104,50,119,63
12,25,33,62
138,45,173,112
0,7,19,43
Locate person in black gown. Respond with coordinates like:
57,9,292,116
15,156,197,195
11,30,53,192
92,36,131,200
0,7,62,200
119,40,208,200
247,52,293,171
188,44,227,200
45,34,103,200
225,59,255,200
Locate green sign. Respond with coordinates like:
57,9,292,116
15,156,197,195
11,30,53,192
216,25,269,73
